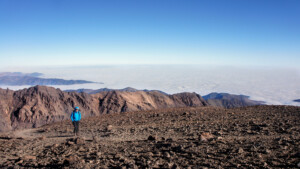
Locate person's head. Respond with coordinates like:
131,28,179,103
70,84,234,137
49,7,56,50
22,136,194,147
74,107,79,112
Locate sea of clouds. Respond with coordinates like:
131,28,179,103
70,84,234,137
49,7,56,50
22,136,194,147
1,65,299,106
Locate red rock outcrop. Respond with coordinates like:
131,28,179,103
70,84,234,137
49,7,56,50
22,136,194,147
0,86,207,132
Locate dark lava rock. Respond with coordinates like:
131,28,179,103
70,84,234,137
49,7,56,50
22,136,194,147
148,135,156,141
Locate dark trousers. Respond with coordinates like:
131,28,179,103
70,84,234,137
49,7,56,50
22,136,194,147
73,121,79,134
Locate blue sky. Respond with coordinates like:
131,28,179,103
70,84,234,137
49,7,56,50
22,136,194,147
0,0,299,68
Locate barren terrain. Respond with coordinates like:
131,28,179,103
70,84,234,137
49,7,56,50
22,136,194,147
0,105,299,168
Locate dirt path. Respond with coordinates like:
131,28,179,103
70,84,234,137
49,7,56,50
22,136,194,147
13,128,41,139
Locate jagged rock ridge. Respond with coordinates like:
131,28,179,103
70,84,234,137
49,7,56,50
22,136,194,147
64,87,168,95
0,86,207,132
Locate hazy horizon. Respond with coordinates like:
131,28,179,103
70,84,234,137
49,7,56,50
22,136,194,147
0,65,299,106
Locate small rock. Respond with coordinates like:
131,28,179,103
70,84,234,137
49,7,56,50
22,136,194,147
166,138,173,142
67,141,75,145
271,161,280,166
64,156,78,165
38,136,46,140
146,152,154,157
200,132,214,142
92,136,99,142
106,125,113,131
238,148,244,154
167,162,174,168
257,153,263,159
164,152,171,158
171,164,180,169
22,155,36,161
53,144,59,148
182,112,189,116
96,152,102,157
148,135,156,141
75,137,85,144
265,149,271,154
16,159,23,164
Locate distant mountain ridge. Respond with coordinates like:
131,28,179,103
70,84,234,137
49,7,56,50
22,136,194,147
65,87,168,95
0,72,97,85
65,88,264,108
0,72,43,77
203,92,265,108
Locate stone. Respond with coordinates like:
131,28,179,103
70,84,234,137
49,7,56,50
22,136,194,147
16,159,23,164
38,136,46,140
96,152,102,157
93,136,99,142
64,156,78,165
106,125,113,131
166,138,173,142
164,152,171,158
265,149,271,154
67,141,75,145
182,112,189,116
148,135,156,141
22,155,36,161
200,132,214,142
238,148,244,154
75,137,85,144
52,144,59,148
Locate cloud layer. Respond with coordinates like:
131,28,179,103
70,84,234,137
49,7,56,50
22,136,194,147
1,65,299,106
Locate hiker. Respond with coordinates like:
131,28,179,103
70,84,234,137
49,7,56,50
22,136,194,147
70,106,81,136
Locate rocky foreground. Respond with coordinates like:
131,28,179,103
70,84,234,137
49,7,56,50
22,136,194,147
0,105,299,168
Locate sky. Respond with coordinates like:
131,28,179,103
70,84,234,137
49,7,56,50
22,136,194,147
0,0,299,68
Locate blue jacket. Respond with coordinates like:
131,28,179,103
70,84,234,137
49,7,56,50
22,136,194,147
70,111,81,121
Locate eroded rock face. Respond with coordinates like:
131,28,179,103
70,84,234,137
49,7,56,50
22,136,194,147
0,86,208,132
1,86,98,132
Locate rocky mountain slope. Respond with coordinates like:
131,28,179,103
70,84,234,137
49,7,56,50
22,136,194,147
0,105,299,168
65,88,263,109
203,92,264,108
0,86,207,132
